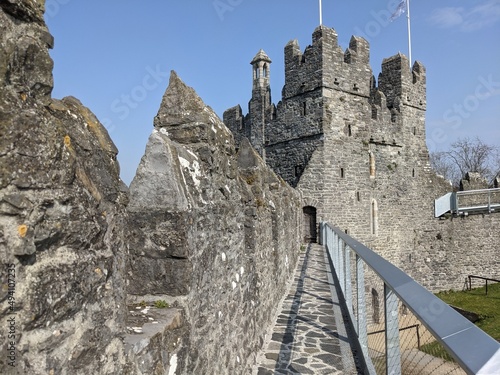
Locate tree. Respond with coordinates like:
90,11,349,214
429,137,500,188
429,151,459,184
493,152,500,186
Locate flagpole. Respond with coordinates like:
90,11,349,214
407,0,412,67
319,0,323,25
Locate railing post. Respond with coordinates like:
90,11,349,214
385,284,401,375
335,233,342,277
356,255,367,345
345,245,352,315
416,324,421,350
338,239,345,294
451,192,458,214
331,232,336,269
330,230,334,264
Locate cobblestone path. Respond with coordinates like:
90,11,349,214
254,243,360,374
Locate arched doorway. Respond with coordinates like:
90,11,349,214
303,206,317,243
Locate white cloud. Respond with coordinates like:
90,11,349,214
430,0,500,31
429,7,464,28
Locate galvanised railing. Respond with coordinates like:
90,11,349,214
435,188,500,217
321,222,500,375
455,188,500,216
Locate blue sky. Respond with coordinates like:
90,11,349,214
45,0,500,185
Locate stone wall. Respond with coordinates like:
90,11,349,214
411,214,500,291
127,72,303,374
0,3,303,374
0,1,130,373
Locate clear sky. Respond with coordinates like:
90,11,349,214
44,0,500,185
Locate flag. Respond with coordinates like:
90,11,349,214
390,0,407,21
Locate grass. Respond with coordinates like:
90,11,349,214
153,300,169,309
420,341,455,363
434,281,500,340
136,299,169,309
418,282,500,362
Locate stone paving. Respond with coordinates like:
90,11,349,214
254,243,361,374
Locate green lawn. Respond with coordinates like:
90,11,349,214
419,282,500,363
420,341,455,363
435,281,500,340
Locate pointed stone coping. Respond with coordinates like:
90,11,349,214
154,70,220,128
152,70,234,147
128,131,190,212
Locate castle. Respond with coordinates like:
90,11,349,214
2,3,499,372
224,25,499,290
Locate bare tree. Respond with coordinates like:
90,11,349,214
447,137,494,178
429,151,459,183
429,137,499,188
493,151,500,186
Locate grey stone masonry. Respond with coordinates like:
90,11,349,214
128,72,303,374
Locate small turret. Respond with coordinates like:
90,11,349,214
251,49,271,92
248,49,273,157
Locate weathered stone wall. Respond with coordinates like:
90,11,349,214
127,72,303,374
410,214,500,291
0,1,131,373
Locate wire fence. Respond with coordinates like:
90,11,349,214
322,222,500,375
366,302,466,375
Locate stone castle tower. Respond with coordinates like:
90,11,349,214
224,25,457,274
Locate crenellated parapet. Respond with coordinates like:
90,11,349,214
223,104,246,146
282,26,373,99
224,25,429,186
282,35,323,99
378,53,426,112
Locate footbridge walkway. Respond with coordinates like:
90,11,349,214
254,223,500,375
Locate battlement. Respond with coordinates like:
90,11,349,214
224,25,429,185
281,26,426,110
223,104,246,145
283,26,373,99
379,53,426,111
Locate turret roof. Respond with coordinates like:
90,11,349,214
250,49,272,64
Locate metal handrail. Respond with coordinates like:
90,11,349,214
322,222,500,375
456,187,500,197
434,188,500,217
468,275,500,295
456,188,500,215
